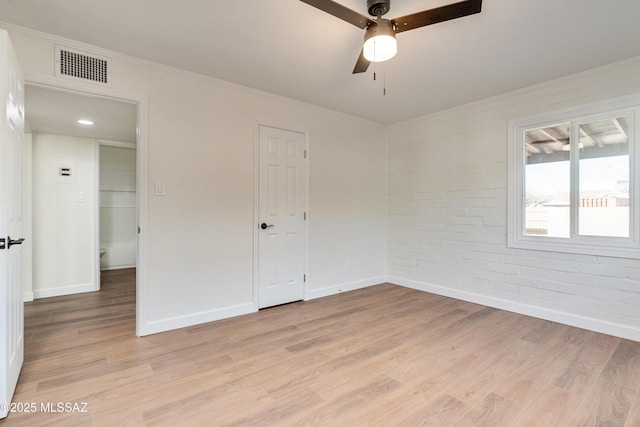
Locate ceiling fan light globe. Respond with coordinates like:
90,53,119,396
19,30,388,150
363,34,397,62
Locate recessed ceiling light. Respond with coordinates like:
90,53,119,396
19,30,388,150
77,119,94,126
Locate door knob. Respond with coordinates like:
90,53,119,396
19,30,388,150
260,223,274,230
7,236,25,248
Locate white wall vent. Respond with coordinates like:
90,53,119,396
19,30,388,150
55,45,111,86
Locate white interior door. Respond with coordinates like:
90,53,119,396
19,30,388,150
0,30,25,419
258,125,307,309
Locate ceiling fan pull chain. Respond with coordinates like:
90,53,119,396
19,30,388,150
383,72,387,96
372,20,378,79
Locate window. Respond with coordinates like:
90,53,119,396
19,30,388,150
508,95,640,259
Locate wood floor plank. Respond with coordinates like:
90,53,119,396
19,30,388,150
602,339,640,390
569,377,636,426
511,386,576,427
625,390,640,426
492,325,584,405
395,393,469,426
451,392,518,426
4,269,640,426
292,375,402,426
555,332,621,396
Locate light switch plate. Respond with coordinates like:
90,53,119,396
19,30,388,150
155,180,166,196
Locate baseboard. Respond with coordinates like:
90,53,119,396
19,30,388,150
100,264,136,271
389,276,640,342
23,291,34,302
33,282,98,299
305,276,387,301
141,302,255,336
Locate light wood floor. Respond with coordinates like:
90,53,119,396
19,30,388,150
4,269,640,426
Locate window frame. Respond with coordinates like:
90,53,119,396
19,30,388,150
507,94,640,259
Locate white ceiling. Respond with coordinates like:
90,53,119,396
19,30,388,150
25,86,137,143
2,0,640,125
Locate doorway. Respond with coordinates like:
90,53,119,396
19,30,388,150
23,80,146,336
99,142,137,272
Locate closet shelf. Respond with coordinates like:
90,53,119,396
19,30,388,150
99,188,137,192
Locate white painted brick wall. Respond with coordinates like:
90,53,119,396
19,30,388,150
387,58,640,340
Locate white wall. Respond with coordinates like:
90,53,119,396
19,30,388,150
306,120,388,299
6,27,388,334
32,133,98,298
387,58,640,341
99,144,136,270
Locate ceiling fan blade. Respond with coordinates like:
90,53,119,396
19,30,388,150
392,0,482,34
352,49,370,74
300,0,373,29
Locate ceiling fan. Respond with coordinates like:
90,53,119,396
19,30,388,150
300,0,483,73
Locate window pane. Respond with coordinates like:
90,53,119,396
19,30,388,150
524,123,571,237
578,117,630,237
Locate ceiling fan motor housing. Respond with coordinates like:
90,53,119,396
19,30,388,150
367,0,391,17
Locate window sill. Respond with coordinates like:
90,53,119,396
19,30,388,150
508,235,640,259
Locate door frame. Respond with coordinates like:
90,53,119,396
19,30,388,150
97,139,137,274
253,122,310,311
23,73,148,336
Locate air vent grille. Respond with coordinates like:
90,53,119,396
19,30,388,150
55,46,110,85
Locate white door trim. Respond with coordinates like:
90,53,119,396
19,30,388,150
94,138,100,292
253,122,309,311
23,73,148,337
